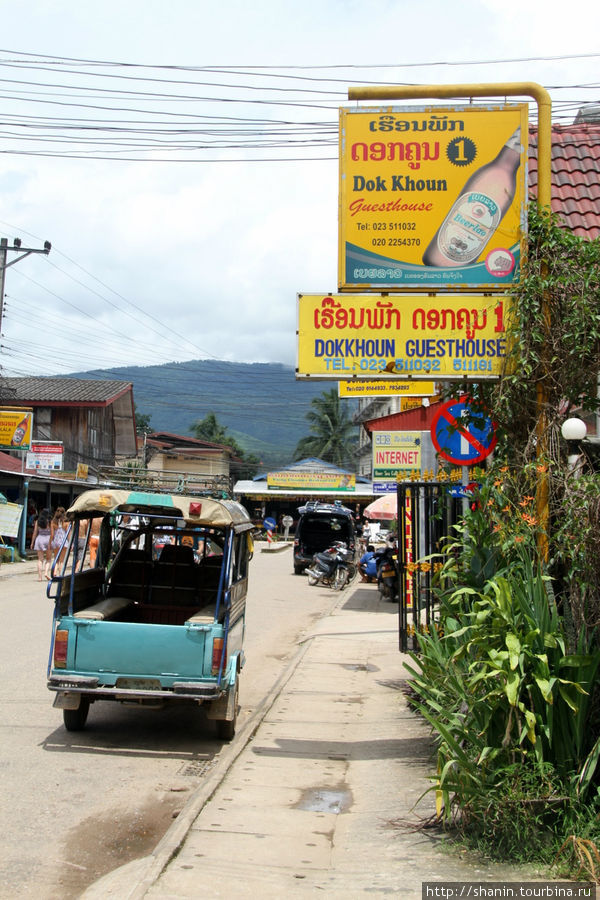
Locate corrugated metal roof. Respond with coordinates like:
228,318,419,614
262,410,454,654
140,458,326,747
529,125,600,238
148,432,231,452
1,377,132,405
0,450,24,472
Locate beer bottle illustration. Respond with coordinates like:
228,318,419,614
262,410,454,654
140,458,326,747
422,128,521,268
10,414,29,445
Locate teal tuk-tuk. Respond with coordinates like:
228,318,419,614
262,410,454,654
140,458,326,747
47,489,254,739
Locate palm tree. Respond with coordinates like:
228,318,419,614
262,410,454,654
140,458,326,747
293,389,356,468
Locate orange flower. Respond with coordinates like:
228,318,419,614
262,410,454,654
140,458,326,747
521,513,538,526
514,536,525,542
493,524,502,532
536,464,548,473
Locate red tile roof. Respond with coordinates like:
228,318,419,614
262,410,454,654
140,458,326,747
529,125,600,238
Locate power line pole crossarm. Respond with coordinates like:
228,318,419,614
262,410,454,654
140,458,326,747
0,237,52,335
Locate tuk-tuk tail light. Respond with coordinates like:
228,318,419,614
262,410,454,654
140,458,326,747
212,637,227,676
54,630,69,668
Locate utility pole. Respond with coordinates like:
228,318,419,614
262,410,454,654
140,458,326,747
0,236,52,337
0,236,51,560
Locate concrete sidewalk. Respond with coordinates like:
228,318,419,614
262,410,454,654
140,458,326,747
83,581,547,899
0,557,39,580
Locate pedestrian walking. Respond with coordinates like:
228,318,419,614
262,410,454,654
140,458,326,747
50,507,68,572
31,509,52,581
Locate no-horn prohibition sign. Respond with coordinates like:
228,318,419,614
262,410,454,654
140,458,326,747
431,398,497,466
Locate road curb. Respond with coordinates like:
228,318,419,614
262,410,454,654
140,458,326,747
81,586,348,899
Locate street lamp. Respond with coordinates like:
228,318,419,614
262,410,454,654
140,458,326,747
561,417,587,471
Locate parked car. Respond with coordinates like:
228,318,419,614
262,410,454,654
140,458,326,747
293,501,357,575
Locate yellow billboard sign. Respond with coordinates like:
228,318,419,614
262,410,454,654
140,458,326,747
0,409,33,450
339,104,528,290
267,471,355,491
339,379,435,398
297,293,507,380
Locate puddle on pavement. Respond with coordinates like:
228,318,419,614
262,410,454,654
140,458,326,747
294,786,353,814
339,662,379,672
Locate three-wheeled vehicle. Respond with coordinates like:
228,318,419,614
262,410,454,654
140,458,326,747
46,489,254,739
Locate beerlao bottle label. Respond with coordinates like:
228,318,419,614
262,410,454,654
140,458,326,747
422,128,521,269
436,192,501,264
10,416,28,445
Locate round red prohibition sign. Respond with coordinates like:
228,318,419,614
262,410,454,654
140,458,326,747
431,398,497,466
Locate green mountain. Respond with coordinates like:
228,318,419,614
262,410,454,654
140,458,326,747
74,360,344,469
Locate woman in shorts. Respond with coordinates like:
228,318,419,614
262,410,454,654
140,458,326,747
31,509,52,581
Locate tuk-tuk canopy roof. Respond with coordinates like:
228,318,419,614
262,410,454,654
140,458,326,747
67,489,253,530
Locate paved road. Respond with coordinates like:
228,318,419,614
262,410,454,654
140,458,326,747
0,544,336,898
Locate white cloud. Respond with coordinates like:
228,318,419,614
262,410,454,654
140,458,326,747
0,0,597,376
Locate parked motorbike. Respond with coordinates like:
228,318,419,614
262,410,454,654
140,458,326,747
305,541,356,591
376,542,400,602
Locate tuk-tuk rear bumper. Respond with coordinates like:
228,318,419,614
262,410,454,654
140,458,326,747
47,674,225,703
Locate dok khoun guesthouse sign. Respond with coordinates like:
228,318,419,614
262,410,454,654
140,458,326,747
296,293,508,380
296,99,527,383
338,104,528,291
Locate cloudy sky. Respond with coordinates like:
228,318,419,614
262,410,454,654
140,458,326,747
0,0,598,379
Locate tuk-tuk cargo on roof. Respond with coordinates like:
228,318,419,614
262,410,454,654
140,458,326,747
66,488,254,531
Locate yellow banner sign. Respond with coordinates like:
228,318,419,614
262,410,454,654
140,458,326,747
339,104,528,290
400,398,424,412
339,379,435,398
297,293,508,380
267,471,356,491
0,409,33,450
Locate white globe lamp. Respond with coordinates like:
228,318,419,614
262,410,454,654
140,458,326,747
561,417,587,471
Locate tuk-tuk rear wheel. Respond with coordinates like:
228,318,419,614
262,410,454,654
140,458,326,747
215,679,238,741
63,697,90,732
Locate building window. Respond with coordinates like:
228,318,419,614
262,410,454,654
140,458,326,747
88,409,101,451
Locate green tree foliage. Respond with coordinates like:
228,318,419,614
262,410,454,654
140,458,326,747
293,388,356,468
134,405,152,434
407,210,600,876
191,412,233,447
190,412,260,479
478,207,600,459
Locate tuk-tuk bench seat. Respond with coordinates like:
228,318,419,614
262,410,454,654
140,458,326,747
73,595,133,620
58,567,106,615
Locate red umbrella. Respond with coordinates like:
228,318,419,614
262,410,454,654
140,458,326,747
363,493,397,521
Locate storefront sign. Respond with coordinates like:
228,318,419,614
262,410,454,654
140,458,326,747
372,431,421,480
339,379,435,398
26,441,64,471
297,293,507,380
0,409,33,450
339,104,528,290
0,501,23,538
266,471,355,491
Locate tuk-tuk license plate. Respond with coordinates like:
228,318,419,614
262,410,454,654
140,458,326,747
115,677,162,691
